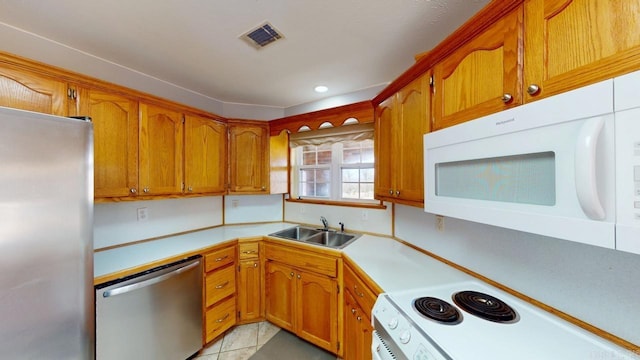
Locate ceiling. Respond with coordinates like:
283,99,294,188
0,0,489,109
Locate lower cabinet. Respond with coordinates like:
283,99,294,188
342,262,378,360
264,243,340,354
237,240,263,324
203,244,237,344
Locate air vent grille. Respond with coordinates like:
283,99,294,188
241,22,284,49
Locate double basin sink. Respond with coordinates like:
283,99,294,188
268,226,361,249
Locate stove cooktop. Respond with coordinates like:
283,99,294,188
373,281,638,360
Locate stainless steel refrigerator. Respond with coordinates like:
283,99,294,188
0,106,94,359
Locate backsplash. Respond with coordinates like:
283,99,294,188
394,204,640,346
224,194,283,224
94,196,223,249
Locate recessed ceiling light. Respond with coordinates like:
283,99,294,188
314,85,328,93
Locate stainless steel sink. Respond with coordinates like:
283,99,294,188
269,226,360,249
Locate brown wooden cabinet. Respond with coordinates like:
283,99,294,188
237,240,262,323
374,73,430,206
523,0,640,102
432,8,523,130
264,242,339,354
342,262,377,360
139,103,184,196
184,115,227,195
0,65,69,116
76,87,139,198
203,244,237,344
228,121,269,194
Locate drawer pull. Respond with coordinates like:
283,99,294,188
357,316,362,322
351,308,356,315
242,250,257,254
216,313,230,323
215,281,230,289
215,255,228,262
354,285,365,298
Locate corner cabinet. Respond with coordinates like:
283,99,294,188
523,0,640,102
228,121,269,194
237,240,263,324
374,73,430,206
184,115,227,195
342,261,378,360
264,242,340,354
432,7,523,130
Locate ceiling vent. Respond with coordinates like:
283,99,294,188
241,22,284,49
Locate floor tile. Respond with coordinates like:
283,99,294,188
220,323,259,352
217,346,256,360
194,354,217,360
257,321,280,346
201,337,223,355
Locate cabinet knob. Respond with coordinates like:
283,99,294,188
130,188,137,194
143,187,150,193
253,262,258,268
290,272,294,277
501,93,513,103
188,186,193,192
261,185,266,191
527,84,541,95
389,189,393,195
351,308,356,314
297,274,301,279
395,190,400,196
356,316,362,322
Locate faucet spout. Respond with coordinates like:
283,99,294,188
320,216,329,230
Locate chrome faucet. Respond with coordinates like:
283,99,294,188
339,222,345,233
320,216,329,231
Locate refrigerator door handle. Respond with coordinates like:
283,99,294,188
102,261,200,298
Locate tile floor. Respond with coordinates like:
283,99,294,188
194,321,342,360
195,321,280,360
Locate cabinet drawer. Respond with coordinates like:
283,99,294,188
238,242,259,260
265,244,337,277
205,246,235,272
344,265,377,313
205,296,236,343
205,265,236,307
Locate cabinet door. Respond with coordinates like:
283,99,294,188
78,88,139,198
373,97,395,200
343,290,361,360
228,124,269,193
139,103,184,195
265,261,295,331
296,270,338,353
433,8,522,130
184,115,227,194
395,75,428,203
0,66,67,116
238,259,261,323
524,0,640,101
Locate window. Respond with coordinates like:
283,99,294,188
292,138,375,202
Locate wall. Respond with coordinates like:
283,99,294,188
94,196,223,249
394,204,640,346
224,194,284,224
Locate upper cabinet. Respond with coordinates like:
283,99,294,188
184,115,227,195
228,121,269,194
0,66,69,116
139,103,184,196
76,87,139,198
375,73,430,206
523,0,640,101
432,8,523,130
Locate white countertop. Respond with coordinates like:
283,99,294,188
94,222,471,292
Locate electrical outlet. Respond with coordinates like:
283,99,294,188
137,207,149,222
361,210,369,221
436,215,444,232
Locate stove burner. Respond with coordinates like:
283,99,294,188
413,297,461,324
453,291,517,323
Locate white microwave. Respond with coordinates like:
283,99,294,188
424,70,640,254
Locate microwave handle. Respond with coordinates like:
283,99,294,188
575,116,605,220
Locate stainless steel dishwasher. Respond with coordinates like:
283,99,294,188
96,256,203,360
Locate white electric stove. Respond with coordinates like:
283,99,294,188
371,281,639,360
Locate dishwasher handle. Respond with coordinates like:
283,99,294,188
102,261,200,298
